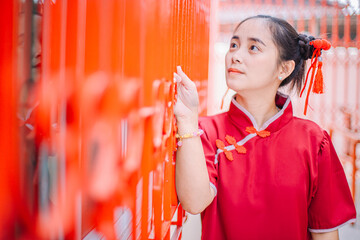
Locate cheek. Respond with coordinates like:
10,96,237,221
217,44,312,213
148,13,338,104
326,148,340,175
225,52,232,66
250,54,277,73
225,53,229,67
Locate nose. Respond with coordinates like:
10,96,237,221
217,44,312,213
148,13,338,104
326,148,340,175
31,38,41,66
34,37,41,57
232,48,243,64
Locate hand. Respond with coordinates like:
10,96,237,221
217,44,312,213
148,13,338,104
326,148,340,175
174,66,199,122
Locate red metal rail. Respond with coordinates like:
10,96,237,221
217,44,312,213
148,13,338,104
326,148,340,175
0,0,210,239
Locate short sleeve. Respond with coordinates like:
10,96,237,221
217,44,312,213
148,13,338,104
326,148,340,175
199,120,218,196
308,131,357,233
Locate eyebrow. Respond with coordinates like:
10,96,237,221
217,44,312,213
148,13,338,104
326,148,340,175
231,35,267,47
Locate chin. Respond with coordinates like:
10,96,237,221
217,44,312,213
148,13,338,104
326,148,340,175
31,69,40,82
226,79,247,92
225,84,242,93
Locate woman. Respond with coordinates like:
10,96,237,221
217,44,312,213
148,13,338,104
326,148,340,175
174,15,356,240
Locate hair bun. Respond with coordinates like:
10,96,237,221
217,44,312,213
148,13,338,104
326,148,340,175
298,34,315,60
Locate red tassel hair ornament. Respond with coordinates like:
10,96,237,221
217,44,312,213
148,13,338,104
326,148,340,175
299,39,331,115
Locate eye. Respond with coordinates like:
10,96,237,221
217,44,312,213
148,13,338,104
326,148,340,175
230,42,238,49
250,45,259,52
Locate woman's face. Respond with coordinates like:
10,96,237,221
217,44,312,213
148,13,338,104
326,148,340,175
31,14,42,82
225,18,281,94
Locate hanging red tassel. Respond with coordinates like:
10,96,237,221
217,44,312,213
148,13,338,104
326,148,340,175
302,50,319,115
300,39,331,115
300,54,317,98
313,61,323,94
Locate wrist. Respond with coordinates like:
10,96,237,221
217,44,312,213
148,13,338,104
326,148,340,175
176,113,198,124
175,129,204,147
176,119,198,135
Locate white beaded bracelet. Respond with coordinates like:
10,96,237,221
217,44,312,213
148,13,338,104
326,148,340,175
175,129,204,147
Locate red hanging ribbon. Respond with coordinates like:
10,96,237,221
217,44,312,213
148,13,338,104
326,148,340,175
300,39,331,115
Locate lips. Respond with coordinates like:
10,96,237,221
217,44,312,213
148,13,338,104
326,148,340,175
228,68,244,74
32,62,41,68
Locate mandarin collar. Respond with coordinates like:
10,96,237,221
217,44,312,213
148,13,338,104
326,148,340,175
227,92,293,133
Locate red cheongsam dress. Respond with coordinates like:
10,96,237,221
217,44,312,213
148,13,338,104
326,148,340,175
198,92,356,240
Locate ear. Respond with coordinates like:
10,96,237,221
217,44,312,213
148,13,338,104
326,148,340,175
278,60,295,81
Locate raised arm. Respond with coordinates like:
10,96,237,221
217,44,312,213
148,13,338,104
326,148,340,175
174,66,215,215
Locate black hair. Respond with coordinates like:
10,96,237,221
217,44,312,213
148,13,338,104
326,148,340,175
235,15,315,93
33,0,43,16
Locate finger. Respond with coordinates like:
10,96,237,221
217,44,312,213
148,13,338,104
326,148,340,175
173,72,181,83
175,75,180,100
176,66,194,88
174,72,189,95
174,73,183,103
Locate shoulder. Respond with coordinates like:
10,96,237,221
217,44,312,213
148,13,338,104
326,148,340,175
198,112,228,140
198,112,228,129
291,116,325,135
290,116,329,149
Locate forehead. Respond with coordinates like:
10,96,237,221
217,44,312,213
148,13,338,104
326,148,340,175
233,18,273,44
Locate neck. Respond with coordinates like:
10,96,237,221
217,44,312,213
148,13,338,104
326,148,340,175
235,90,279,129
